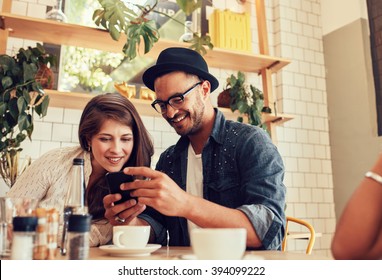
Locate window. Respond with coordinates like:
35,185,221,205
367,0,382,135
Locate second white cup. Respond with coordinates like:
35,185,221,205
191,228,247,260
113,225,150,248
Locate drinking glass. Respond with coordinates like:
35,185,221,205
46,0,68,23
0,197,13,257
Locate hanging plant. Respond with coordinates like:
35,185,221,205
92,0,213,60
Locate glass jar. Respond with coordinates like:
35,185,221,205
10,216,38,260
67,214,91,260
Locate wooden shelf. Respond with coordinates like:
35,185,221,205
0,13,290,74
46,90,240,121
262,113,294,125
0,7,293,134
47,90,291,123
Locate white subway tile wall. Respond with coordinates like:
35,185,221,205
3,0,334,256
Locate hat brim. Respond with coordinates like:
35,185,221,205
143,63,219,93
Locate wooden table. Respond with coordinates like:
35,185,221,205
54,246,331,260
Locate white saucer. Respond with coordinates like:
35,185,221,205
243,255,265,260
180,254,264,260
99,244,161,257
179,254,197,260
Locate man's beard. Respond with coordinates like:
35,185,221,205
169,100,205,137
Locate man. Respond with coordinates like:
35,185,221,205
104,47,286,250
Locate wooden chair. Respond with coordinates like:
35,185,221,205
281,216,316,254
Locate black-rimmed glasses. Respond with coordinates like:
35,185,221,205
151,82,202,114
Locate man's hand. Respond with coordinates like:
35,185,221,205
121,166,191,217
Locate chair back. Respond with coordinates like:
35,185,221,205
281,216,316,254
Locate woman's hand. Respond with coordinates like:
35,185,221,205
103,193,146,226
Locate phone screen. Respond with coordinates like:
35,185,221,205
105,171,134,204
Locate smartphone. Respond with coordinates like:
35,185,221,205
105,171,135,204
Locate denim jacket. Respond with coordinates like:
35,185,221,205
140,109,286,250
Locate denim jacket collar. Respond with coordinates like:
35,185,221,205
172,108,225,156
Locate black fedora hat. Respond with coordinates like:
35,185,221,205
142,47,219,92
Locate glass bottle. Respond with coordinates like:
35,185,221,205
179,20,193,42
67,214,91,260
60,158,88,255
46,0,68,23
10,216,38,260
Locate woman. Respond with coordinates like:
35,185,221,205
331,154,382,259
7,93,154,246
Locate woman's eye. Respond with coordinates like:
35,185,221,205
121,137,133,142
99,137,111,142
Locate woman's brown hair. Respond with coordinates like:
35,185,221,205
78,93,154,219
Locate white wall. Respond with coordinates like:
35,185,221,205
321,0,368,35
321,0,382,222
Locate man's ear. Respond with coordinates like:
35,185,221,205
201,80,211,98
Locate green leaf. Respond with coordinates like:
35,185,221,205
17,96,27,115
23,62,38,82
176,0,202,16
0,102,7,116
18,112,31,133
8,98,19,121
1,76,13,89
35,43,45,54
94,0,139,42
23,89,31,104
31,81,44,94
35,95,50,117
238,101,249,114
124,20,159,60
26,118,33,140
5,111,17,129
188,34,213,55
237,71,245,83
0,55,15,73
16,133,27,145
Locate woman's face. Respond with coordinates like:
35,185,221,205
89,118,134,174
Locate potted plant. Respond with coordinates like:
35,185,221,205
0,43,54,187
218,71,269,127
92,0,213,61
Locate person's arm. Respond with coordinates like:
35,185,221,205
183,194,262,247
7,149,59,200
331,154,382,259
182,128,286,249
234,128,286,250
122,167,261,246
89,221,113,246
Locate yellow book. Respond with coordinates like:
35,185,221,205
209,9,251,51
245,12,251,51
208,10,216,46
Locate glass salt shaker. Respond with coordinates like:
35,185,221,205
10,216,38,260
67,214,91,260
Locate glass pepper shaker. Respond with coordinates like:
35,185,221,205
11,216,38,260
67,214,91,260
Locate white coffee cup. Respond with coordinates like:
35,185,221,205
113,225,150,248
191,228,247,260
